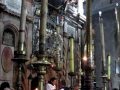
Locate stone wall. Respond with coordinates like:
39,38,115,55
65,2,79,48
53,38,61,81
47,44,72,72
0,1,33,89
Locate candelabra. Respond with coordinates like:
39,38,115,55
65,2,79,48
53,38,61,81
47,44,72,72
83,0,94,90
68,36,76,90
32,55,50,90
12,0,28,90
31,0,50,90
99,11,107,90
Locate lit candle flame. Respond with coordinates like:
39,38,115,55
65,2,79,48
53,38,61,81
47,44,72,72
83,56,87,62
99,11,102,17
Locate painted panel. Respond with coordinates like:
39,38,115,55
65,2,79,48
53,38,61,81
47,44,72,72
1,46,13,72
0,45,14,87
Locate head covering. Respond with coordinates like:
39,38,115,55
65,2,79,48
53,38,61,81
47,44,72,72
48,77,57,84
50,77,57,82
0,82,10,90
4,88,11,90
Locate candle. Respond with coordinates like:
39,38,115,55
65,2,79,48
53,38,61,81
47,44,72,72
107,54,111,80
69,37,74,73
99,11,106,69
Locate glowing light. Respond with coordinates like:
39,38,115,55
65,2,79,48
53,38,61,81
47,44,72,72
99,11,102,17
116,3,119,7
83,56,87,62
35,88,38,90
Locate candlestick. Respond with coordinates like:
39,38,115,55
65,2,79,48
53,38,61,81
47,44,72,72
99,11,106,69
99,11,107,90
115,3,120,50
107,54,111,80
69,36,74,73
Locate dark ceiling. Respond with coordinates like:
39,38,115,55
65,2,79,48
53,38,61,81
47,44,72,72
48,0,65,9
35,0,66,9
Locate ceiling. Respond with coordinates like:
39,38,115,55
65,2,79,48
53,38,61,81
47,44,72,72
49,0,65,9
35,0,66,9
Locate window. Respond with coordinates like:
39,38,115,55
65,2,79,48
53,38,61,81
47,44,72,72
2,29,15,46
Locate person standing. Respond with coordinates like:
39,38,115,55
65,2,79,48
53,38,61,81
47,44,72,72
73,84,79,90
59,80,69,90
46,77,57,90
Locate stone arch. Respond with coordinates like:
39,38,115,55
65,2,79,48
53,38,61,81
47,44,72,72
0,24,18,85
2,24,19,49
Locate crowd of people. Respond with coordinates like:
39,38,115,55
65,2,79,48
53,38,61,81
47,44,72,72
0,78,79,90
46,77,79,90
